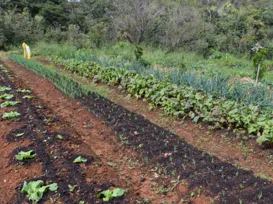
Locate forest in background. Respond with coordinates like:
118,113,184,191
1,0,273,58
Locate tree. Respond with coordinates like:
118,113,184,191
111,0,164,44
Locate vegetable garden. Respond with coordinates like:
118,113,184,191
1,51,273,203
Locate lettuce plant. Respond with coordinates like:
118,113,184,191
2,111,20,119
0,101,21,108
97,188,125,201
16,150,36,161
21,180,58,203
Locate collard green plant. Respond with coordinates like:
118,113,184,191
2,111,20,119
16,150,36,161
21,180,58,204
97,188,125,201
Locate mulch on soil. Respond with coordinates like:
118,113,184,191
4,57,273,203
77,78,273,203
0,68,128,203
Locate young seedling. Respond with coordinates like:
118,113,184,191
23,95,34,99
0,93,14,100
73,156,87,163
97,188,125,201
17,89,32,94
16,150,36,161
0,86,12,92
21,180,58,203
68,184,77,192
0,101,21,108
56,135,63,140
16,133,24,137
2,111,20,119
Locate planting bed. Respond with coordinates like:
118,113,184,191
2,56,273,203
0,66,130,203
0,64,186,203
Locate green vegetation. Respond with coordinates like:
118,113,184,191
1,100,19,107
17,89,32,94
41,43,273,106
22,95,35,99
68,184,77,192
21,180,58,204
2,111,20,119
0,86,12,92
16,133,24,137
97,188,125,201
9,55,93,99
73,156,87,163
15,150,36,161
0,93,14,100
56,135,63,140
0,101,20,108
10,55,273,145
1,0,273,61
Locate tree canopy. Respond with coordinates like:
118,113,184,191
0,0,273,58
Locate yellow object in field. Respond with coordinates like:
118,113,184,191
22,43,31,59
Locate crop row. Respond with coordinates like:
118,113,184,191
10,55,273,145
0,64,125,203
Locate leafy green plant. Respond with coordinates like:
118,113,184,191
68,184,77,192
21,180,58,204
0,86,12,92
16,150,36,161
17,89,32,94
23,95,34,99
2,111,20,119
56,135,63,140
10,55,273,146
16,133,24,137
73,156,87,163
0,101,21,108
97,188,125,201
0,93,14,100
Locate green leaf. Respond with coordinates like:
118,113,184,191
23,95,34,99
97,188,125,201
0,93,14,100
0,86,12,92
112,188,125,197
17,89,32,94
15,150,36,161
56,135,63,140
73,156,87,163
16,133,24,137
20,180,58,203
68,184,77,192
48,183,58,191
0,101,21,108
2,111,20,119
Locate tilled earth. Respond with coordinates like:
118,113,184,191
1,58,273,203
